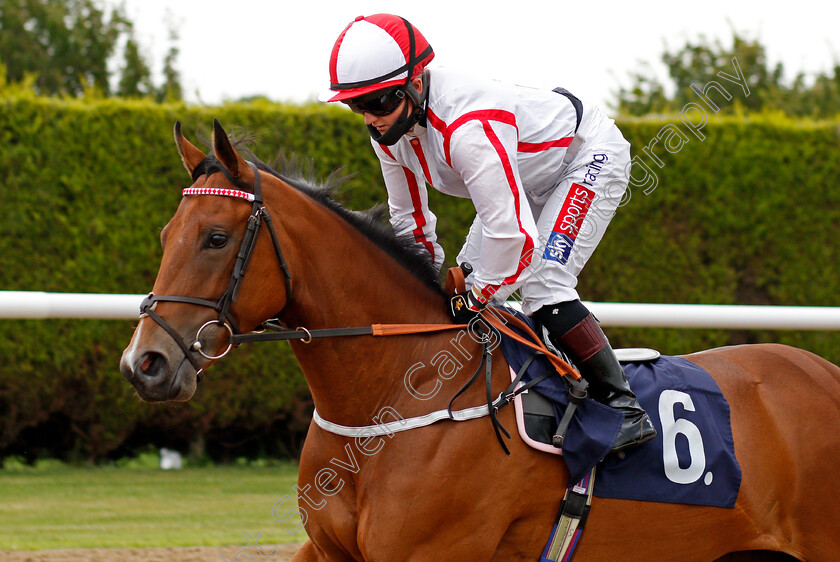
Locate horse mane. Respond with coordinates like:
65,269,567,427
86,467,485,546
190,139,445,297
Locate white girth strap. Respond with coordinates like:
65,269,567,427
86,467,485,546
312,399,504,438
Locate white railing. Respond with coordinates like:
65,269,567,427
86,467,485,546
0,291,838,330
585,302,839,330
0,292,145,320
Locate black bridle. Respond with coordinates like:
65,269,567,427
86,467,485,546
140,161,293,372
139,160,405,373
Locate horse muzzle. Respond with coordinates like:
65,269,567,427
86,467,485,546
119,347,199,403
119,319,212,402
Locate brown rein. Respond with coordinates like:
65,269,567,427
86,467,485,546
232,267,579,382
482,307,580,380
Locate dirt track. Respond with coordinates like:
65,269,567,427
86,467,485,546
0,544,301,561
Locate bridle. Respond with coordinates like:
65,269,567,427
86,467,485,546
139,161,293,372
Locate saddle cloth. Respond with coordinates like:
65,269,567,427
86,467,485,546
498,312,742,508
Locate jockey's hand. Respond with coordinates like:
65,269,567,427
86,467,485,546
448,287,487,324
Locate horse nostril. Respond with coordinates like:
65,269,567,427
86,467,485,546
138,352,167,379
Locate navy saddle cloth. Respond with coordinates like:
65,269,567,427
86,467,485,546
498,311,742,508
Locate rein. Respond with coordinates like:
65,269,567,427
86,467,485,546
230,321,471,344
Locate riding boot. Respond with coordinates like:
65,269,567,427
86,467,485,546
535,301,657,453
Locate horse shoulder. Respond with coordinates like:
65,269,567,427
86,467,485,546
297,425,365,560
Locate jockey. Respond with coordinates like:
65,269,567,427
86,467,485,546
319,14,656,453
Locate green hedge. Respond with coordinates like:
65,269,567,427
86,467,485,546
587,114,840,358
0,92,838,462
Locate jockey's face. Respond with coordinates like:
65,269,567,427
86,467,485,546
363,100,405,134
346,76,424,135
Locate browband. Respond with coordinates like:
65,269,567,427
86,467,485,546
182,187,256,202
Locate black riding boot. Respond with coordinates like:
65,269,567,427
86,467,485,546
535,301,657,453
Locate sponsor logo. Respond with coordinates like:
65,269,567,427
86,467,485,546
581,153,608,187
543,183,594,265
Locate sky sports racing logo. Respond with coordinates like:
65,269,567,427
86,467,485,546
544,183,594,265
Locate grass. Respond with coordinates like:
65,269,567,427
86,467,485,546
0,454,308,551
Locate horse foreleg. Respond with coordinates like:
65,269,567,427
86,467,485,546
290,540,319,561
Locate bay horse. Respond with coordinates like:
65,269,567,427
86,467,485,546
120,120,840,561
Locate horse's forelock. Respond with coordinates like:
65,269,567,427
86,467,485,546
190,156,250,190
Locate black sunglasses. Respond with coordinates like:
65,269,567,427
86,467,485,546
345,88,406,116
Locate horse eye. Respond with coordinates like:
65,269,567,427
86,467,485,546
207,233,229,248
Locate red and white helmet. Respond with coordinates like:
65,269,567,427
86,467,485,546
319,14,434,103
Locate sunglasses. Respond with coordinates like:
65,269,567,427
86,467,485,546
346,88,407,116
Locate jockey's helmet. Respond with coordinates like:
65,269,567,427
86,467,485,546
319,14,434,145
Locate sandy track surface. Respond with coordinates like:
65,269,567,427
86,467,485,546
0,544,302,561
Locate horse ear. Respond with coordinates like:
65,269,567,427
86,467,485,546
173,121,205,175
212,118,249,179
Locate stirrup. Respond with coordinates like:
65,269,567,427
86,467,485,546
552,377,588,448
609,414,657,454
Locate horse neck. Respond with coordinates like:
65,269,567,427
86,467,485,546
269,184,455,424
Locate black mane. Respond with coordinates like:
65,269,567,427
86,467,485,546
193,151,445,297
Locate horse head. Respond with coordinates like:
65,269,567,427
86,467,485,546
120,120,293,402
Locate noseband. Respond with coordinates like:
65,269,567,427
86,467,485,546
139,161,293,372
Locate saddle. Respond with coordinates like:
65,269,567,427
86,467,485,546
497,316,741,510
514,335,660,455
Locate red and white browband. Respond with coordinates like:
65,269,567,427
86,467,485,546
182,187,255,202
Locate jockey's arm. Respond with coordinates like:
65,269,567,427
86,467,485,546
373,142,445,271
449,119,539,303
